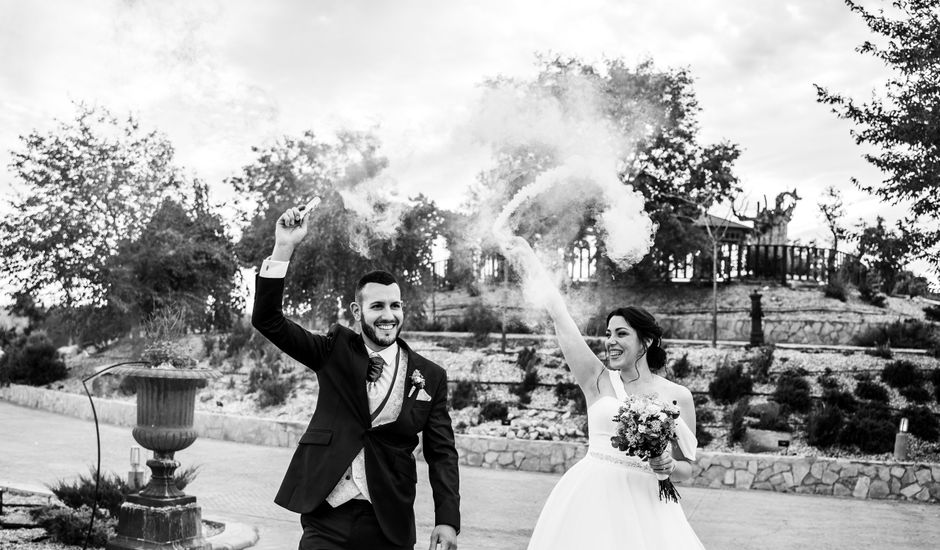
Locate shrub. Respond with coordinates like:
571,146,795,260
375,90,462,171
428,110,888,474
751,402,791,432
931,369,940,403
853,318,940,350
31,505,115,547
806,404,844,449
0,331,68,387
49,467,131,517
881,360,922,389
696,424,714,448
554,381,587,415
899,405,940,442
504,317,533,334
450,380,477,410
225,317,257,358
925,305,940,322
247,354,295,408
821,387,858,413
670,353,692,379
49,465,200,518
709,363,753,405
816,369,839,390
840,407,896,453
450,302,500,342
510,347,540,406
516,347,540,372
478,400,508,423
865,342,893,359
854,378,891,403
727,398,750,445
772,370,813,414
748,345,775,383
899,385,931,404
823,278,848,302
509,369,539,406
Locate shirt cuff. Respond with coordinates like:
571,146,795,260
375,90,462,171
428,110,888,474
260,258,289,278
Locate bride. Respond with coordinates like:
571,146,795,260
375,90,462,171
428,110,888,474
502,237,705,550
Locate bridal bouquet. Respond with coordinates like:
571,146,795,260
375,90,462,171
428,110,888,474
610,393,682,502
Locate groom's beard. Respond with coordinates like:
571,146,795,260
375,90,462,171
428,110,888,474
361,319,402,347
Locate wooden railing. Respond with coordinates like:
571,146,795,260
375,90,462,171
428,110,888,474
427,244,860,288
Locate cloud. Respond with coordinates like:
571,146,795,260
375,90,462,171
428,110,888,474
0,0,928,282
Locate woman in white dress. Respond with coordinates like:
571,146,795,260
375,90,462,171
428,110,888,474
502,237,705,550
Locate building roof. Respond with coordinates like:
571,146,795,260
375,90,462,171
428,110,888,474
693,213,752,232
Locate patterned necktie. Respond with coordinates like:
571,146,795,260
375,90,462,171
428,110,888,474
367,355,386,383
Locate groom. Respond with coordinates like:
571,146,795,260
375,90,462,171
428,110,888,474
251,204,460,550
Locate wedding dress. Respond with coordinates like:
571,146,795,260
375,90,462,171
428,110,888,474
527,370,705,549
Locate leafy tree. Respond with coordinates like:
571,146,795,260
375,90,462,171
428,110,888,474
232,130,444,325
816,0,940,273
0,103,187,312
855,216,914,294
231,130,385,322
107,189,240,331
467,56,741,282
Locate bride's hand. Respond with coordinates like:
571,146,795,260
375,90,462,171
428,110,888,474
649,450,676,477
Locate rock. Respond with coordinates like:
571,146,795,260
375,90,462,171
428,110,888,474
833,483,853,497
868,480,890,499
792,461,811,485
901,483,922,498
915,468,933,485
853,477,871,499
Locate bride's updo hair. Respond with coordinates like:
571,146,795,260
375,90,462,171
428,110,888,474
605,306,667,372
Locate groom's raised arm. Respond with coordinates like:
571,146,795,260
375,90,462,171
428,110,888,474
251,202,333,371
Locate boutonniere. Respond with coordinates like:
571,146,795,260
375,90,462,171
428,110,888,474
408,370,426,398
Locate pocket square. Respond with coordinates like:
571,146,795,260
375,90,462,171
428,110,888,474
415,389,432,401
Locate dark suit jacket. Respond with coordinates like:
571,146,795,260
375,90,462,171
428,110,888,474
251,275,460,546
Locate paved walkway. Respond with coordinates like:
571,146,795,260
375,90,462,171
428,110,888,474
2,401,938,550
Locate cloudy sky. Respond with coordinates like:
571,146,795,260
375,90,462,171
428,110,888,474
0,0,927,275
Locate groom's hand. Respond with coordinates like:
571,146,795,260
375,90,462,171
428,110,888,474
428,524,457,550
272,199,319,259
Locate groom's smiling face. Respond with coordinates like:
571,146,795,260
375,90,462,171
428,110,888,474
352,282,404,350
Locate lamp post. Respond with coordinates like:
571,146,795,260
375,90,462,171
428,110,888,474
127,446,143,491
894,417,910,461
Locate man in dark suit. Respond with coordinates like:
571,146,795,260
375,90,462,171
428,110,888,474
251,203,460,550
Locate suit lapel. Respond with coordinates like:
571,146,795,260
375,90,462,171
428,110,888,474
397,339,420,418
348,334,371,423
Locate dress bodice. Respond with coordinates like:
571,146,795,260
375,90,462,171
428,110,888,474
586,371,697,465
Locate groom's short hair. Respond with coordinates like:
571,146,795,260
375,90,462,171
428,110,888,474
355,270,399,302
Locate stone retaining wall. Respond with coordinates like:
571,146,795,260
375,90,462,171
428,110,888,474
657,315,881,345
4,384,937,503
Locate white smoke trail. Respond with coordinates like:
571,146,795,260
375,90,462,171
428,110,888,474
474,74,656,271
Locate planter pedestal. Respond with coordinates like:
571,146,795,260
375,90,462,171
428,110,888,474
106,366,218,550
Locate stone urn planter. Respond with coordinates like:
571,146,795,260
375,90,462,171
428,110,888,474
107,363,220,550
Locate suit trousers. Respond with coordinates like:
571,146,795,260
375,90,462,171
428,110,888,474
299,500,410,550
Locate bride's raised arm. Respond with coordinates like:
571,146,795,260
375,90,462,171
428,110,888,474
501,237,605,403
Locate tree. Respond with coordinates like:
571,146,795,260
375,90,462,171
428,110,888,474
231,130,445,325
467,56,741,282
231,130,384,323
0,103,187,314
816,0,940,273
107,188,241,332
856,216,914,294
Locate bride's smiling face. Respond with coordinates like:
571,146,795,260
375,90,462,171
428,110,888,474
605,316,647,369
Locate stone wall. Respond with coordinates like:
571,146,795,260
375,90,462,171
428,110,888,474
657,315,881,345
4,384,938,503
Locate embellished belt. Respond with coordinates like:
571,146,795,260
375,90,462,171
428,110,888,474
588,451,653,473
